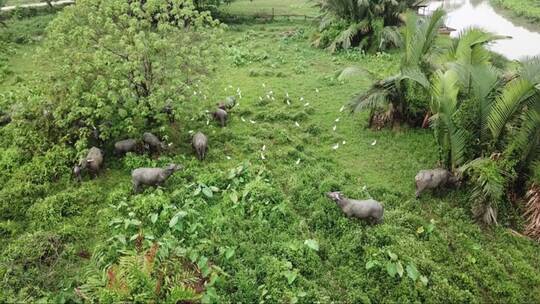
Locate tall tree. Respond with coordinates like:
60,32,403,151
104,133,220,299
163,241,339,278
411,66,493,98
34,0,221,147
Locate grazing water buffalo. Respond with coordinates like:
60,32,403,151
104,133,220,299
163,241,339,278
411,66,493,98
114,139,141,155
80,147,104,178
143,132,167,154
326,191,384,224
218,96,237,110
213,108,228,127
131,164,183,193
415,168,459,198
192,132,208,161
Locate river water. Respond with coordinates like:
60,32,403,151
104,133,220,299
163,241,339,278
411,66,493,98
424,0,540,60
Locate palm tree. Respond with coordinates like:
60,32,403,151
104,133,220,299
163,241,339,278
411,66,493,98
314,0,426,53
428,43,540,224
349,9,445,128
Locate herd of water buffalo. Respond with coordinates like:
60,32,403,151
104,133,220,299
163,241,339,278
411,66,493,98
70,94,460,224
72,97,236,193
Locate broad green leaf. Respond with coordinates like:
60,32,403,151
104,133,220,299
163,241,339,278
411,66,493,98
420,275,429,286
230,192,238,203
283,270,297,285
304,239,319,251
202,187,213,198
198,256,208,269
169,215,179,228
210,186,220,192
388,251,398,261
366,260,378,270
386,262,397,278
406,263,420,281
150,213,158,224
225,248,235,259
396,261,404,277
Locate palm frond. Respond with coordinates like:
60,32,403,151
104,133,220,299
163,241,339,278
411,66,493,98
488,78,536,141
452,28,508,66
401,66,430,89
349,87,391,113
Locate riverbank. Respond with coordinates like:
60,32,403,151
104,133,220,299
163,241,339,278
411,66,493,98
491,0,540,23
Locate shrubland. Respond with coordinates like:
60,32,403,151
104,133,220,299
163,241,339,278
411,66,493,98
0,0,539,302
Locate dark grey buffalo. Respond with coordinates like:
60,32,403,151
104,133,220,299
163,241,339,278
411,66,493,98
415,168,459,198
80,147,104,178
213,108,228,127
143,132,166,154
131,164,183,193
192,132,208,161
326,191,384,224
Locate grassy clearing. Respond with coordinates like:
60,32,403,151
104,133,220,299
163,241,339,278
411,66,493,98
222,0,317,17
4,0,39,6
1,8,540,303
491,0,540,22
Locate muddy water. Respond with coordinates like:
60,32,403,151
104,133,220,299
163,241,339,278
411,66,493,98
424,0,540,60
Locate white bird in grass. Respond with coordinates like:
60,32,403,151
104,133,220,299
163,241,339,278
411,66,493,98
342,141,347,145
371,140,377,146
241,117,246,122
335,118,340,122
286,100,291,106
332,143,340,150
188,130,194,134
206,119,209,125
259,96,263,101
250,119,256,124
262,145,266,151
261,152,266,160
339,105,345,112
295,158,301,165
295,121,300,127
315,88,320,93
226,156,231,160
262,83,266,88
304,103,309,107
286,92,290,98
332,125,337,131
300,97,304,102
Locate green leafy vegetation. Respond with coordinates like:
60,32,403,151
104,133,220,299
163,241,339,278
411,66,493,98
313,0,424,52
0,0,539,302
492,0,540,23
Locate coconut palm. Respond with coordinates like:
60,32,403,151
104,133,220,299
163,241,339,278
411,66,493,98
314,0,426,53
349,9,445,128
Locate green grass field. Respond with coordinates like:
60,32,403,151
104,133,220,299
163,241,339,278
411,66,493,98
4,0,40,6
222,0,316,17
1,3,540,303
492,0,540,22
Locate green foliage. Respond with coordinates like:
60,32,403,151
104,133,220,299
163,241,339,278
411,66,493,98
33,0,221,147
492,0,540,23
350,10,446,127
313,0,421,53
1,9,540,304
